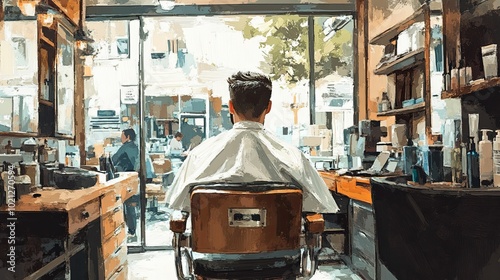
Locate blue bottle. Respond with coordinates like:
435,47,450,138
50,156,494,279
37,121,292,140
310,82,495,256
467,137,480,188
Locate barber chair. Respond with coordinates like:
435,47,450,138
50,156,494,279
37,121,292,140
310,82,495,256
170,183,325,280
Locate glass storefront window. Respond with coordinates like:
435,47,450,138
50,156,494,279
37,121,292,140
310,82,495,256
85,13,354,249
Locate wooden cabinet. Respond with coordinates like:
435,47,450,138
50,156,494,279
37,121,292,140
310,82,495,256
0,172,138,279
98,174,138,280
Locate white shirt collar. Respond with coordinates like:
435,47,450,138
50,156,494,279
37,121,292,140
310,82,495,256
233,121,264,130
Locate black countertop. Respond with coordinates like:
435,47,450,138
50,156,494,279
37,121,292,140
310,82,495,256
370,176,500,280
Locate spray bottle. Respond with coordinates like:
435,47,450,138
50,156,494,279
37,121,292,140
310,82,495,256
493,130,500,187
479,129,493,187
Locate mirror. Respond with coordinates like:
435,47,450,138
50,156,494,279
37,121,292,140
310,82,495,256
0,20,39,133
55,22,75,136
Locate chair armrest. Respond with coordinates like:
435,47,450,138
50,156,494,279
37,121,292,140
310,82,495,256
170,211,189,233
304,213,324,234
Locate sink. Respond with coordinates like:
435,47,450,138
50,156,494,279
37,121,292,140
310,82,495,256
53,167,98,190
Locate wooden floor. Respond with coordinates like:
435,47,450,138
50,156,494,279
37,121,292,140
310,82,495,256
127,250,362,279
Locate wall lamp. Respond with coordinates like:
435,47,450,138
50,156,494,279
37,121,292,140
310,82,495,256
75,28,96,56
17,0,40,17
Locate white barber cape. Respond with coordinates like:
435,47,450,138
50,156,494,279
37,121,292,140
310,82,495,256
165,121,339,213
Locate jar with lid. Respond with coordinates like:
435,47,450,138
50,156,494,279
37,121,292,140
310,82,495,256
381,92,392,112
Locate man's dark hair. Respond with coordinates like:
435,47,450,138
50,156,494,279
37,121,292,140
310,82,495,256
227,71,272,119
123,128,136,141
174,131,183,138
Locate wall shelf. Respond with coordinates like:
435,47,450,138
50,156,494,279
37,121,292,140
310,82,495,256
441,77,500,99
376,102,425,117
374,48,425,75
370,2,442,46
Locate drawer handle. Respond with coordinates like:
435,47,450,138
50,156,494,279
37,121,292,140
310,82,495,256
81,211,90,219
115,195,122,201
113,206,121,213
116,265,124,273
358,231,368,238
114,226,122,236
127,188,132,193
113,246,123,256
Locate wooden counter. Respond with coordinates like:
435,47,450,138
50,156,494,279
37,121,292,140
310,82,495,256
0,172,138,280
9,172,138,212
319,171,373,204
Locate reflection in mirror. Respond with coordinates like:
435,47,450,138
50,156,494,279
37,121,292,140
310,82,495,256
0,98,13,132
0,20,39,134
0,87,38,133
56,23,75,136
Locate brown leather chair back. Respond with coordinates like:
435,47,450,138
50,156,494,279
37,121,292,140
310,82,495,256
190,184,302,254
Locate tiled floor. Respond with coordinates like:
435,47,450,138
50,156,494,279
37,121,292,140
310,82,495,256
127,250,362,279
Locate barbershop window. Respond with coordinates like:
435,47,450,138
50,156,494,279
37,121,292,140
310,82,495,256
84,13,354,249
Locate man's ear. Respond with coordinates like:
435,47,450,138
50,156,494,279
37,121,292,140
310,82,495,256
228,100,236,114
265,101,272,114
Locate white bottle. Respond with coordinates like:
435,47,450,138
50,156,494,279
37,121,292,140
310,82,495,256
494,130,500,187
479,129,493,187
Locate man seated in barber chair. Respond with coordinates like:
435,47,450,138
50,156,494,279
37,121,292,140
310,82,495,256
165,71,339,280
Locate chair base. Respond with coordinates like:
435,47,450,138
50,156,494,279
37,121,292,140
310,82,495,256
193,254,301,280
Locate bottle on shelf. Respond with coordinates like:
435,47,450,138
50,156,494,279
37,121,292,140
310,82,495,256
467,137,480,188
452,145,463,185
5,141,12,154
493,130,500,187
479,129,493,187
381,92,391,112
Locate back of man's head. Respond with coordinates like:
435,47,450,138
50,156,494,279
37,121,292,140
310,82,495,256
227,71,272,119
123,128,136,142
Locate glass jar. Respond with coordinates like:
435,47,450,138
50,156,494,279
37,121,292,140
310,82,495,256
381,92,392,112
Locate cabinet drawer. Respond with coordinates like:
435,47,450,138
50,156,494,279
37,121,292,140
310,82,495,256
352,225,376,266
108,263,128,280
102,223,127,260
122,181,138,202
101,205,125,239
101,188,124,215
68,198,100,235
352,200,375,236
104,243,127,278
